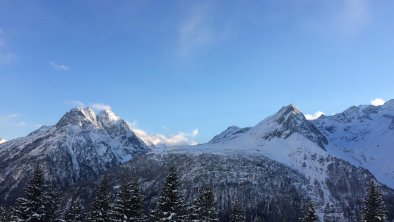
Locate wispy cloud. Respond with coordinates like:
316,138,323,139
371,98,385,106
304,111,325,120
66,100,112,111
66,100,85,108
90,103,112,111
301,0,370,37
128,121,199,146
0,28,16,65
177,2,231,56
50,62,70,71
0,113,27,128
0,138,6,144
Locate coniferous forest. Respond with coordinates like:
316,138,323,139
0,164,388,222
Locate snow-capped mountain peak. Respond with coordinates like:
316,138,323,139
97,109,120,125
0,107,150,203
56,107,99,128
251,104,328,149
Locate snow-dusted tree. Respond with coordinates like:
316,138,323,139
109,177,145,222
189,187,219,222
42,185,63,222
11,164,45,222
153,166,186,222
361,180,387,222
109,179,130,222
0,206,11,222
300,201,318,222
89,175,111,222
229,201,245,222
65,196,85,222
128,177,146,221
252,216,264,222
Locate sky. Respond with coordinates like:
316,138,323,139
1,0,394,145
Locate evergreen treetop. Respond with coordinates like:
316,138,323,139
361,180,387,222
11,164,45,222
153,166,186,222
229,201,245,222
300,201,319,222
89,175,111,222
189,187,219,222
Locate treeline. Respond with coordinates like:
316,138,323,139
0,164,389,222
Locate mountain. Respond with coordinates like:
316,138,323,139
150,104,394,220
313,99,394,188
1,102,394,221
0,107,149,204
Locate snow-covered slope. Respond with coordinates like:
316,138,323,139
153,105,354,220
0,107,149,204
314,99,394,188
150,104,394,220
0,139,5,144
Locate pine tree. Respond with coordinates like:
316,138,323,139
65,196,85,222
361,180,387,222
0,206,11,222
300,201,318,222
89,175,111,222
229,201,245,222
109,177,145,222
11,164,45,222
189,187,219,222
252,216,264,222
153,166,186,222
42,185,63,222
128,177,146,221
109,179,130,222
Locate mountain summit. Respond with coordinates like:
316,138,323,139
0,107,149,204
254,104,328,149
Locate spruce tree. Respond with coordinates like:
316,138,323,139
42,185,63,222
90,175,111,222
65,196,85,222
153,166,186,222
109,179,130,222
109,177,145,222
128,177,145,221
189,187,219,222
361,180,387,222
229,201,245,222
0,206,11,222
253,216,264,222
300,201,318,222
12,164,45,222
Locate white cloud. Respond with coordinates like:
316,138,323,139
192,128,199,136
0,113,27,128
0,138,6,144
66,100,85,108
90,103,112,111
305,111,325,120
128,122,199,146
66,100,112,111
177,2,231,56
371,98,385,106
50,62,70,71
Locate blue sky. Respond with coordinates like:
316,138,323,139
1,0,394,144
